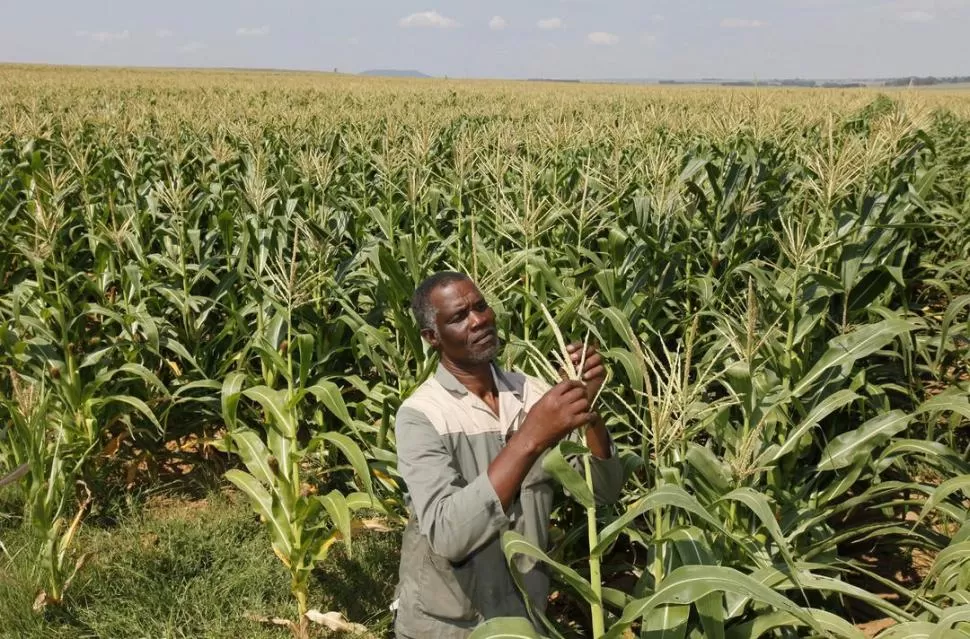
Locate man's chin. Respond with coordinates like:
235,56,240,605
467,342,501,364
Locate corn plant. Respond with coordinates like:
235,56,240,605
0,373,92,610
213,216,383,637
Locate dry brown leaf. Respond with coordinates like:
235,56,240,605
32,591,49,612
305,609,370,635
352,518,394,533
244,611,294,628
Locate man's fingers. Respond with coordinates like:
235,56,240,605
581,352,603,370
553,379,586,393
561,386,588,406
568,412,597,430
582,364,605,382
564,392,591,412
552,380,586,400
569,345,590,359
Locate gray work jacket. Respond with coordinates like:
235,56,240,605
392,363,624,638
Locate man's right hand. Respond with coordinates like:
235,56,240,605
488,379,595,511
515,380,595,454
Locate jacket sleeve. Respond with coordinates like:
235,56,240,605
394,405,510,563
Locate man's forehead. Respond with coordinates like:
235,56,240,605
431,279,483,309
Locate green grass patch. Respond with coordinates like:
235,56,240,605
0,489,400,639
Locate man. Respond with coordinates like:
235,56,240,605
393,271,623,638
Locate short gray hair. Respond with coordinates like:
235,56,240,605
410,271,471,333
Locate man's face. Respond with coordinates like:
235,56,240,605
426,279,499,365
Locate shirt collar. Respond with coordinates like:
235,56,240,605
434,361,524,400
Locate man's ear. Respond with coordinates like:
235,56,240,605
421,328,440,350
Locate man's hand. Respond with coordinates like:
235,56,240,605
566,341,606,404
488,379,594,510
516,380,595,453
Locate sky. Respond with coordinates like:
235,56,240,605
2,0,968,80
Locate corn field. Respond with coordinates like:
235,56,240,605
2,65,970,638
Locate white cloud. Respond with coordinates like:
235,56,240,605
587,31,619,45
888,0,970,20
178,41,206,53
399,10,460,28
537,17,564,30
75,29,130,42
641,33,658,46
892,0,968,10
897,10,935,20
720,18,766,28
649,14,666,22
489,15,507,30
236,26,270,36
156,29,173,38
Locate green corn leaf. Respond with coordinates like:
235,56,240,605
345,491,387,513
915,387,970,422
117,362,169,396
667,526,716,567
318,490,352,556
878,439,970,475
593,485,730,557
769,389,859,462
78,347,112,369
774,568,912,621
817,410,911,472
603,566,820,639
934,294,970,371
468,617,547,639
318,431,374,499
925,541,970,589
266,426,295,484
129,306,161,352
307,379,354,427
243,385,297,438
501,530,599,609
696,591,726,639
685,443,731,496
725,609,864,639
293,333,314,389
717,488,798,575
641,604,690,639
932,605,970,637
252,339,290,381
913,475,970,527
542,441,594,509
225,469,292,556
229,429,274,487
874,623,943,639
945,590,970,605
792,318,913,397
161,337,202,373
170,379,221,403
98,394,162,433
220,372,247,429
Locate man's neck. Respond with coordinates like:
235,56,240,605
440,357,496,400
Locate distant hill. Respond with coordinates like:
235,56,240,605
359,69,431,79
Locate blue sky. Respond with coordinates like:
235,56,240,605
2,1,968,80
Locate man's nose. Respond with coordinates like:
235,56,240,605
469,309,489,329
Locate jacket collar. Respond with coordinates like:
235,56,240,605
434,361,524,400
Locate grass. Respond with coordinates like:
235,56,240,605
0,487,401,639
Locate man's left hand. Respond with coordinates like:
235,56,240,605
566,341,606,404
